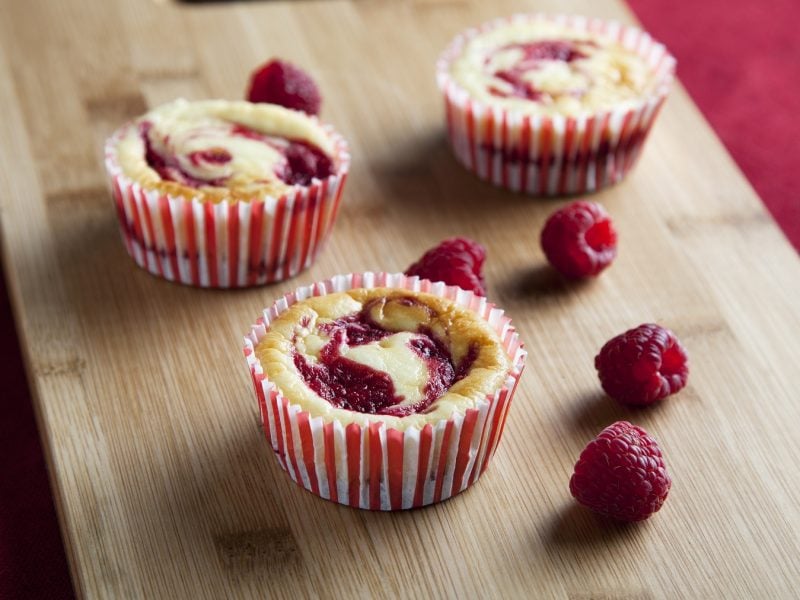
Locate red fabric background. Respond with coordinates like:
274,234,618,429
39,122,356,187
0,274,75,599
628,0,800,248
0,2,797,598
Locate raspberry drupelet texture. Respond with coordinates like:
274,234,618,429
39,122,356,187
570,421,671,522
540,201,617,278
405,238,487,296
595,323,689,406
247,59,322,115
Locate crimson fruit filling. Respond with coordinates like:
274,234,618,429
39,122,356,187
487,40,589,100
291,300,476,416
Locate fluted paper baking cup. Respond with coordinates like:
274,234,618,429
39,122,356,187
436,14,676,195
104,122,350,288
243,272,526,510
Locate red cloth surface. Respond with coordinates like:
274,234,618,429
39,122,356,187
0,273,75,599
628,0,800,248
0,2,797,598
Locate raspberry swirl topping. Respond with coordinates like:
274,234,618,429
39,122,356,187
292,298,477,416
255,288,513,427
485,40,592,101
449,20,657,116
115,99,336,200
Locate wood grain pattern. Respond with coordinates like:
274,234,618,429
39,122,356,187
1,0,799,597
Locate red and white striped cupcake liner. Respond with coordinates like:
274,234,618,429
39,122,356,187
243,272,527,510
103,121,350,288
436,14,676,196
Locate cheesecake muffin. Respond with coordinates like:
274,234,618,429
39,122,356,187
243,272,526,510
437,14,675,195
104,99,350,288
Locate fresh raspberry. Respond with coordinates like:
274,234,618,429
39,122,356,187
595,324,689,406
405,238,487,296
570,421,671,522
540,201,617,278
247,59,322,115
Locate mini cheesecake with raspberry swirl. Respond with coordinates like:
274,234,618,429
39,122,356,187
449,18,658,117
114,99,339,202
255,288,512,429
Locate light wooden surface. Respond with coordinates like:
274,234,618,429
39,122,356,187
1,0,799,598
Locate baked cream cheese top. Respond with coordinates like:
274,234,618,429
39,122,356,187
114,99,337,202
255,288,512,430
449,19,657,117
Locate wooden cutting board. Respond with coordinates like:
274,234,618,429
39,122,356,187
1,0,799,597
